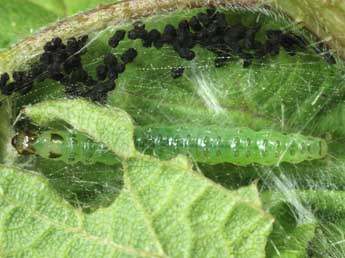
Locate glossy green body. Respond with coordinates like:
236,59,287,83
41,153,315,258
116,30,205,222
134,127,328,166
17,127,328,166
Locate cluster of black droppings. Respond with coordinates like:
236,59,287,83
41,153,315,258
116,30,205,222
0,35,89,97
121,9,301,78
41,36,97,97
0,71,33,96
124,8,336,78
0,8,337,104
0,33,138,103
93,37,137,101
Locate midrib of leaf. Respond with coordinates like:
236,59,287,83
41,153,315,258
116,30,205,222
123,170,184,257
123,160,200,258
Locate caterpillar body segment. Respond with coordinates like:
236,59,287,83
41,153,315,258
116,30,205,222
134,127,328,166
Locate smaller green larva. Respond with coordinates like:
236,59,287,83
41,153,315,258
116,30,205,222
12,127,328,166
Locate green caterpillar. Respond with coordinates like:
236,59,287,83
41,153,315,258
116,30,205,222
12,127,328,166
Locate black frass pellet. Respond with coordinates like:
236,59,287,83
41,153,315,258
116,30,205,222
96,65,108,81
171,66,185,79
121,48,138,64
189,16,202,31
104,53,118,66
143,29,162,48
69,68,89,84
243,24,261,49
107,66,118,80
115,63,126,74
224,24,247,44
161,24,177,44
109,30,126,48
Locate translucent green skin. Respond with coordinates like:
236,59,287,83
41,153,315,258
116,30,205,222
134,127,328,166
32,130,118,165
29,127,327,166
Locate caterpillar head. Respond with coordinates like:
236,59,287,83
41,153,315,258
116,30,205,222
11,131,37,155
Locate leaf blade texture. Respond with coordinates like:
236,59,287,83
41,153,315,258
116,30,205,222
0,158,273,258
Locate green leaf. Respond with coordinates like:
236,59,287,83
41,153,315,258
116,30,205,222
0,0,58,49
28,0,120,17
263,187,345,218
263,198,316,258
0,0,122,50
263,188,345,258
63,0,118,15
0,157,273,257
268,222,315,258
299,190,345,216
23,99,137,160
309,221,345,258
27,0,67,16
313,103,345,137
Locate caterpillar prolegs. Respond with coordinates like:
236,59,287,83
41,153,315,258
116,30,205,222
12,127,328,166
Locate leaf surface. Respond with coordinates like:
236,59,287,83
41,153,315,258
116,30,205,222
0,158,272,257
